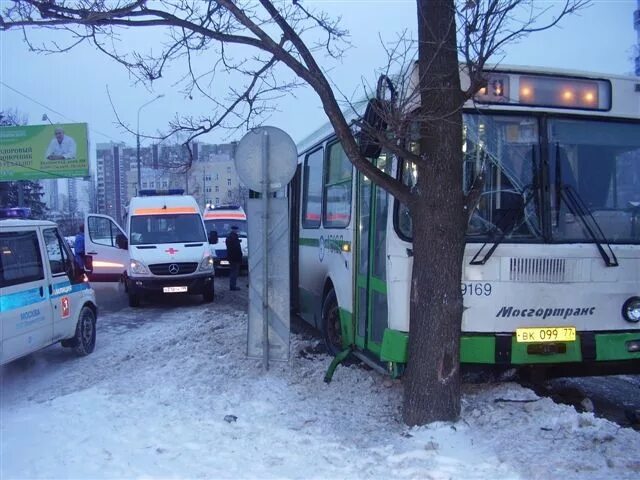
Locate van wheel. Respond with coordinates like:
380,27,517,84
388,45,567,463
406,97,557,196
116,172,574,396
128,291,140,308
321,289,342,356
203,286,215,303
73,306,96,356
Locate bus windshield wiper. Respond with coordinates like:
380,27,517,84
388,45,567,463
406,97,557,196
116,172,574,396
554,143,617,266
559,184,619,267
469,185,535,265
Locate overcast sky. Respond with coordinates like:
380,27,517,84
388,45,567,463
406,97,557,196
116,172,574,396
0,0,637,159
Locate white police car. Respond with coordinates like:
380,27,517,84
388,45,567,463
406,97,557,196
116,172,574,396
1,216,98,365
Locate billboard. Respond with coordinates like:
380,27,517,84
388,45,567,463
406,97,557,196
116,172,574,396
0,123,89,181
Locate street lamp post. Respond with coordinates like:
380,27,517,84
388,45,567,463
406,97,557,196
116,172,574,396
136,94,164,192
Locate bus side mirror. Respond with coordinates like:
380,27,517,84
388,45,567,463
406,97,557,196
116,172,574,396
116,233,128,250
208,231,218,244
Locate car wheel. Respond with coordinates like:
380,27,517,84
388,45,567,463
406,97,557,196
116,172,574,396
203,285,215,303
73,306,96,356
128,290,140,308
321,289,343,356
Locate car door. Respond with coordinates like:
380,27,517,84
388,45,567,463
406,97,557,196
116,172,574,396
85,214,129,282
0,227,53,365
41,227,84,341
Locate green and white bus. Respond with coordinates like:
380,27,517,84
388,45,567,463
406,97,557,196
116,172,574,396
289,66,640,376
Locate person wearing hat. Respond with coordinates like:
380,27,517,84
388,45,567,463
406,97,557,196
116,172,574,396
225,225,243,290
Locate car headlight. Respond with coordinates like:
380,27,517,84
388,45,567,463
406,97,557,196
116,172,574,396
130,259,149,275
622,297,640,323
199,256,215,272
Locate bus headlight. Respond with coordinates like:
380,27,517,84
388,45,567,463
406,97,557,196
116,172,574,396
622,297,640,323
199,256,215,272
130,259,149,275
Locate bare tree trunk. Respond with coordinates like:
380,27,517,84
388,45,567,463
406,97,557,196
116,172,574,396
402,0,466,426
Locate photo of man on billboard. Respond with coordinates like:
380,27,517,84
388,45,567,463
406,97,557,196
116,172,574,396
45,127,77,160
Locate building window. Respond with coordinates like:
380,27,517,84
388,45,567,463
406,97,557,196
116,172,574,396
162,181,168,188
226,166,232,174
205,175,211,181
215,173,220,180
142,182,148,188
227,178,231,186
215,197,220,204
206,187,212,193
215,186,219,193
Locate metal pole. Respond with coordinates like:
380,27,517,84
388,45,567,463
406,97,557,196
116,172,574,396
136,94,164,193
261,131,270,371
17,181,25,206
136,124,141,193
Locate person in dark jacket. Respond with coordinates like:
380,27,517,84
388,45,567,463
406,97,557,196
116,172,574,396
225,225,243,290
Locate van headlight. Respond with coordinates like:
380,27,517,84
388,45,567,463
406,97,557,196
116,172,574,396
199,256,214,272
130,259,149,275
622,297,640,323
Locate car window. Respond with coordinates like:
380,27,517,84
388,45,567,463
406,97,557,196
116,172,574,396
43,228,72,276
0,230,45,287
88,216,121,247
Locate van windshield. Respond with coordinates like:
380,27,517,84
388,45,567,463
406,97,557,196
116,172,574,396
130,214,206,245
204,219,247,238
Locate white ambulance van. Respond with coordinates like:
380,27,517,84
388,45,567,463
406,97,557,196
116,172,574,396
1,210,97,365
202,205,248,271
85,190,217,307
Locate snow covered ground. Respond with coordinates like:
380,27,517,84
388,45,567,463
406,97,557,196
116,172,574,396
1,286,639,480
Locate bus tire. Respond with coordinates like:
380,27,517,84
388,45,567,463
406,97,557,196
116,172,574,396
321,289,342,356
73,306,96,356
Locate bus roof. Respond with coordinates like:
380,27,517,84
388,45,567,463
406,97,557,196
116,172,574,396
297,65,639,156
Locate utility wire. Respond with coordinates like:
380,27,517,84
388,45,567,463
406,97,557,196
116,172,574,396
0,80,121,143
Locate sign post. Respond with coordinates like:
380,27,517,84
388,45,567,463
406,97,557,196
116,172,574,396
235,127,297,370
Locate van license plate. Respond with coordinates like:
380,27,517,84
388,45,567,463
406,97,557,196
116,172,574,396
516,327,576,343
163,286,188,293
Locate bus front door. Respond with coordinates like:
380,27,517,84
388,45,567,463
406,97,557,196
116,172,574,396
355,157,390,359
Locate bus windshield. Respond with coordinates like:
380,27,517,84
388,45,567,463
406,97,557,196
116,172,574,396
204,219,248,238
130,214,206,245
397,114,640,245
399,114,544,241
549,118,640,244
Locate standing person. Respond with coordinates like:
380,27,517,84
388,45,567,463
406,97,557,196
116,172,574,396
74,224,86,271
45,127,77,160
225,225,242,291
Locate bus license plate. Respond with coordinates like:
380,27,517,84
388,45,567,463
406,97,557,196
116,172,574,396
516,327,576,343
163,286,188,293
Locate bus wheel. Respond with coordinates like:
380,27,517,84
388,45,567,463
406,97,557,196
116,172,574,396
73,306,96,356
321,289,342,356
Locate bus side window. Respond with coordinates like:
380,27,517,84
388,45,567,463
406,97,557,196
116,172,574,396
302,147,323,228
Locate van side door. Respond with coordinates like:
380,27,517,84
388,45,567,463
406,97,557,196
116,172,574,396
0,227,53,365
85,214,128,282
